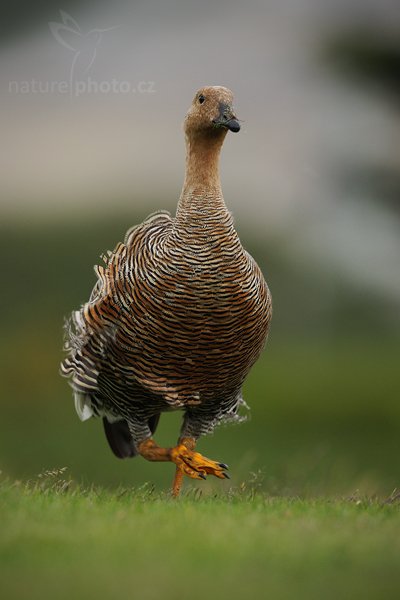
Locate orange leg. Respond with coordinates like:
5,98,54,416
137,437,229,497
172,437,196,498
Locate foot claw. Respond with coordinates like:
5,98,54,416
170,444,229,482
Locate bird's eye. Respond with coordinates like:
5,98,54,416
198,95,205,104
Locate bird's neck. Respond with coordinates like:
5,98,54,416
176,132,228,222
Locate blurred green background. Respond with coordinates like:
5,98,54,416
1,0,399,496
0,216,398,496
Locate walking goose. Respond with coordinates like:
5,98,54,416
61,86,272,496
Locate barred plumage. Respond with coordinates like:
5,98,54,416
61,86,272,495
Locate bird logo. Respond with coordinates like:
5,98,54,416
49,11,117,91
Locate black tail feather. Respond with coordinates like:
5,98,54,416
102,418,137,459
102,414,161,459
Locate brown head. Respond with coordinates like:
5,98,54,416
184,86,240,139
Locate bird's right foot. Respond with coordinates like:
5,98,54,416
136,437,229,497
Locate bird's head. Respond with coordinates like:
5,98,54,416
184,86,240,138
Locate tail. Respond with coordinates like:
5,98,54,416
102,414,161,459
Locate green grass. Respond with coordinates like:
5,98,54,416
1,472,400,600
